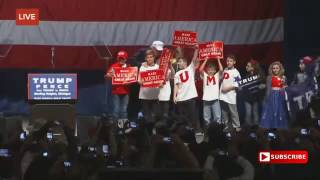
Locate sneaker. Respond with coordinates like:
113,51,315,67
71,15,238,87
195,132,205,144
124,128,133,134
117,118,129,128
223,126,230,132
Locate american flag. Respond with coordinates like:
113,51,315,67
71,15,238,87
0,0,283,69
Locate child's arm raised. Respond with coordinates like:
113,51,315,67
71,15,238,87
199,58,208,74
217,58,223,73
175,46,184,60
191,44,199,69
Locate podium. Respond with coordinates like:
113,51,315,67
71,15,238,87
30,104,76,129
28,73,78,131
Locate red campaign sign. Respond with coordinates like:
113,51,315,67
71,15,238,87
173,30,197,47
140,69,165,88
112,67,138,85
199,41,224,60
159,48,172,75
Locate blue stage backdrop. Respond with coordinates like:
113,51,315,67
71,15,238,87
0,69,112,116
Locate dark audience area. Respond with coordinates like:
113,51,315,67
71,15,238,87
0,94,319,180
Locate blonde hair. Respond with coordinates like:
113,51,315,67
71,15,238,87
227,54,237,62
145,49,155,57
268,61,285,77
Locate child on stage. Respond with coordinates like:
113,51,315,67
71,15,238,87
220,55,241,132
260,61,288,129
105,50,131,121
173,45,200,131
199,58,223,126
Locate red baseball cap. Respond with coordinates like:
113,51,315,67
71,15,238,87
300,56,313,64
117,50,128,60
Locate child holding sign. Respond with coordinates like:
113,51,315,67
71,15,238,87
173,45,200,131
105,50,130,121
138,49,160,123
199,58,223,126
241,59,266,127
158,58,175,121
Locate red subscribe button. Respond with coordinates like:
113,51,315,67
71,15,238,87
258,151,308,164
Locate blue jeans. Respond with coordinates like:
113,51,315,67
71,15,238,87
112,94,129,119
244,101,259,126
203,100,221,125
221,101,240,129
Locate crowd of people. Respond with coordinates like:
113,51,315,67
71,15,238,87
0,109,319,180
0,41,320,180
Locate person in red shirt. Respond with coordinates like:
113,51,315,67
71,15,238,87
105,50,130,121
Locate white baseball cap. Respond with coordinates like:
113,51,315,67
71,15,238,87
151,41,164,51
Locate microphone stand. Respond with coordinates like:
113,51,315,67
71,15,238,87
51,47,55,69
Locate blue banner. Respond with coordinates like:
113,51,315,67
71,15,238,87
285,78,317,114
28,73,77,100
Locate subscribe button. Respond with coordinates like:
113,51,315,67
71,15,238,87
258,151,308,164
